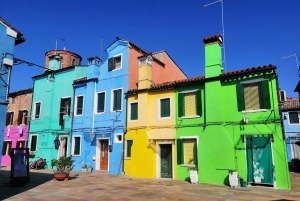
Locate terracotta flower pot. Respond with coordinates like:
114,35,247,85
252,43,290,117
53,173,69,181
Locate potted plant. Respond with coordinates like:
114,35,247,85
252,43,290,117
188,167,198,184
228,170,239,188
87,166,93,172
82,164,88,172
52,156,74,181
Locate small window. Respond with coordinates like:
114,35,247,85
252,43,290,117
289,112,300,124
72,136,81,156
160,98,171,118
177,138,197,165
30,135,38,152
60,97,71,116
2,141,12,156
6,111,14,126
96,92,105,113
75,96,84,115
125,139,133,158
12,97,15,104
130,102,138,121
114,134,123,143
112,89,122,112
18,110,28,125
236,80,270,111
34,102,41,119
178,90,201,117
17,140,25,148
72,59,76,66
108,55,122,71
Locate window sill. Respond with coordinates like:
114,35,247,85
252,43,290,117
181,115,200,119
180,164,196,167
242,109,267,114
124,157,131,160
111,68,122,72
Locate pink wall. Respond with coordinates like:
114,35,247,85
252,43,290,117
1,125,29,166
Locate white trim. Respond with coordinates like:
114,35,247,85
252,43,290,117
128,101,138,122
29,134,38,152
96,138,110,171
33,101,42,120
158,96,172,119
240,78,263,84
287,111,300,125
74,95,84,116
95,91,106,114
110,88,123,113
114,133,123,143
111,53,123,71
124,138,134,159
71,135,82,156
156,141,174,179
242,109,267,114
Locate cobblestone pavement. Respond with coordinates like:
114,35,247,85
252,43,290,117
1,166,300,201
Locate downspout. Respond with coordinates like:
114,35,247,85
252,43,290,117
70,81,76,158
27,79,35,156
122,93,128,175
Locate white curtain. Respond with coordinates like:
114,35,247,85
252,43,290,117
59,138,66,157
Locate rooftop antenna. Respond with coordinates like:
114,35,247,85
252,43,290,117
203,0,227,71
281,54,300,77
62,39,66,50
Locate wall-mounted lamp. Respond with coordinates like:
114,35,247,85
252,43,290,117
243,115,249,124
90,132,95,139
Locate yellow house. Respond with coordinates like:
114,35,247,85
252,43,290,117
124,55,178,179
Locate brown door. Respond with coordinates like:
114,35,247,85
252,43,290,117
100,140,108,170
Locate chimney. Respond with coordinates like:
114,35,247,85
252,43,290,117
48,55,62,70
87,56,101,79
203,34,223,78
138,55,153,90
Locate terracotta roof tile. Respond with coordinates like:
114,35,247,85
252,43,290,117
73,77,87,83
203,34,223,44
280,99,300,110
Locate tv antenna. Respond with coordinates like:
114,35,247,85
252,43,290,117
203,0,226,71
62,39,66,50
281,54,300,77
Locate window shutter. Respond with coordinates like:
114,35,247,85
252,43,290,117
196,91,202,116
261,80,271,109
178,93,184,117
176,139,183,165
77,97,83,115
161,99,170,117
108,57,115,71
113,90,122,111
236,84,245,111
24,111,28,125
6,113,10,126
127,140,133,157
97,93,105,113
2,142,6,156
66,98,71,115
18,111,22,125
130,103,138,120
35,103,41,118
74,137,80,155
31,136,37,151
60,98,64,114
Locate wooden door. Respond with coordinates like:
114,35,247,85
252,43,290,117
100,140,108,170
161,144,172,178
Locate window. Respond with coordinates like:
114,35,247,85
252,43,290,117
75,96,84,115
125,139,133,158
60,97,71,115
17,140,25,148
289,112,300,124
72,59,76,66
108,55,122,71
236,80,270,111
34,102,41,119
6,111,14,126
178,90,201,117
112,89,122,112
18,110,28,125
177,138,198,165
114,134,123,143
12,97,15,104
30,135,38,152
72,136,81,156
96,92,105,113
130,102,138,121
2,141,12,156
159,98,171,118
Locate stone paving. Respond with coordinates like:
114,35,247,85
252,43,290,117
1,166,300,201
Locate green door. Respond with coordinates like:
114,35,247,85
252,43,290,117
161,144,172,178
246,135,274,185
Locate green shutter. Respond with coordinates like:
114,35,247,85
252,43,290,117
108,57,115,71
97,93,105,113
196,90,201,116
77,96,83,115
161,98,170,117
178,93,184,117
74,137,80,155
261,80,271,109
127,140,133,157
236,84,245,111
130,103,138,120
113,90,122,111
177,139,183,165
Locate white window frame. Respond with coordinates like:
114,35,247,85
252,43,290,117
111,88,123,113
95,91,106,114
3,140,12,155
33,101,42,119
112,54,122,71
288,111,300,125
72,135,82,156
29,134,38,152
158,96,172,119
114,133,123,143
60,96,71,116
179,136,199,166
128,101,138,122
124,138,134,159
74,95,84,116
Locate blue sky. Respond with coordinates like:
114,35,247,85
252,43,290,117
1,0,300,97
